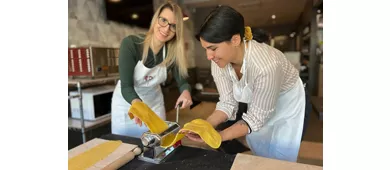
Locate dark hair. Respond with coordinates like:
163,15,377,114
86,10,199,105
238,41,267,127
196,5,269,43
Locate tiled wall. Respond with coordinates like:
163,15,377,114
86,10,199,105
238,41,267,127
68,0,147,48
68,0,196,67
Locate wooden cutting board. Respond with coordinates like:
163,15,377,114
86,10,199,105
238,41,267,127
230,153,323,170
68,138,141,170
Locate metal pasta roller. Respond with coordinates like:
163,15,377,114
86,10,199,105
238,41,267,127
138,121,182,164
138,102,183,164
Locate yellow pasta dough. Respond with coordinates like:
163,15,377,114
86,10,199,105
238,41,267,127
68,140,122,170
128,102,221,149
129,101,168,134
179,119,222,149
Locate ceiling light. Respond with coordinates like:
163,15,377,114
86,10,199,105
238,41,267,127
131,13,139,20
271,15,276,19
183,13,189,21
109,0,121,2
274,35,288,41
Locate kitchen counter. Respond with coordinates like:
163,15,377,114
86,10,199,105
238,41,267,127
231,153,323,170
96,134,322,170
100,134,235,170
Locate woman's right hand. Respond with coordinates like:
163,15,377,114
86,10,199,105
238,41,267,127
131,99,143,126
134,117,142,126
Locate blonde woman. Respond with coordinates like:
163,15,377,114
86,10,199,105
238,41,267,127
111,1,192,138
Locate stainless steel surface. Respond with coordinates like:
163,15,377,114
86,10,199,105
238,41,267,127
68,114,111,130
77,82,86,143
138,145,177,164
141,135,152,146
175,102,182,123
141,133,161,147
138,121,182,164
68,94,80,99
140,121,180,147
161,121,181,137
176,106,179,123
68,75,119,87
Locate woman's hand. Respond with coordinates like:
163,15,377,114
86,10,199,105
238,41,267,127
176,90,192,109
181,130,205,143
134,117,142,126
186,133,204,143
183,130,224,143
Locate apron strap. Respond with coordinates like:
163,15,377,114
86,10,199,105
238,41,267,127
163,44,166,59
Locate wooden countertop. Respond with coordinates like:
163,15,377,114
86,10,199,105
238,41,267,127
231,153,323,170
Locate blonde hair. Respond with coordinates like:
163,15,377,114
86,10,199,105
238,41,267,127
141,1,188,78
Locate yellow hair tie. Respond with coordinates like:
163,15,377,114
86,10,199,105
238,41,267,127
244,26,253,40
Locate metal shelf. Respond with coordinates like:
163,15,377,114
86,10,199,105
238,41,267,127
68,74,119,88
68,75,119,143
68,114,111,131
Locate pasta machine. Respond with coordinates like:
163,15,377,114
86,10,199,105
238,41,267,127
138,121,182,164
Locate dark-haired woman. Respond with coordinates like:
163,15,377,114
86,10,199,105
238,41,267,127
186,6,305,162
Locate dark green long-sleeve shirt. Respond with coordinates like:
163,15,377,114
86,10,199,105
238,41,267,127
119,34,190,104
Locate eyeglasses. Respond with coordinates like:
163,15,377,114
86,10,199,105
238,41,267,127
158,16,176,32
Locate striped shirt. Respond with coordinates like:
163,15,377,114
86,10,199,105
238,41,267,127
211,40,299,132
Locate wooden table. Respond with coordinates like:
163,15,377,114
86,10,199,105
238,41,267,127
231,153,323,170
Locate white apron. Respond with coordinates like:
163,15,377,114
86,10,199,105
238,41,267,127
229,41,305,162
111,46,167,138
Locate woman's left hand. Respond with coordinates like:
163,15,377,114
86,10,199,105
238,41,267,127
176,90,192,109
183,131,205,143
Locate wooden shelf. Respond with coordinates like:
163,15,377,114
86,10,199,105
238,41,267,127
68,114,111,131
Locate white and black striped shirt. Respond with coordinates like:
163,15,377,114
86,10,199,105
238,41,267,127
211,40,299,132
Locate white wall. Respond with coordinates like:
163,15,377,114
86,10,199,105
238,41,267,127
68,0,148,48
